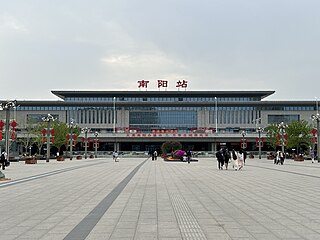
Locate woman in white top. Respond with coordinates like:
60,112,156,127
237,149,244,170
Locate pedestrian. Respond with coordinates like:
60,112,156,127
275,150,283,165
237,149,244,170
186,150,192,164
148,150,153,160
0,151,7,170
223,148,230,170
279,151,285,165
231,149,239,170
113,150,119,162
243,150,247,165
153,150,158,160
216,149,225,170
311,151,315,163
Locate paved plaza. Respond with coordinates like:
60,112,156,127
1,156,320,240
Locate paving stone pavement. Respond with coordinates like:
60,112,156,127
1,157,320,240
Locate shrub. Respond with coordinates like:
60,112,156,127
161,141,182,154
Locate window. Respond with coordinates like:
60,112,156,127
268,115,300,124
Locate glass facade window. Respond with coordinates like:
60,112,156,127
62,96,260,103
129,111,197,132
27,114,59,123
268,115,300,124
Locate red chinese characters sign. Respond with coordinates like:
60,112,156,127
126,133,209,137
137,79,188,90
176,80,188,89
157,80,168,89
137,80,150,89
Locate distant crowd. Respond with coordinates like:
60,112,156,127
216,148,247,170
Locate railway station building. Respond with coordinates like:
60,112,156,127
2,89,317,154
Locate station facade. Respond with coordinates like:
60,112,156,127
1,90,318,153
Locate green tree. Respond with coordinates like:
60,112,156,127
32,122,47,155
265,124,279,150
51,121,81,154
286,120,312,151
161,141,182,154
51,121,69,153
18,116,37,155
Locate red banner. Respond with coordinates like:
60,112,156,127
255,138,264,147
126,133,209,137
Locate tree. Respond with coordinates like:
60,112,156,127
161,141,182,154
50,121,81,154
17,116,37,155
286,120,312,152
265,124,279,150
265,120,313,153
32,122,47,155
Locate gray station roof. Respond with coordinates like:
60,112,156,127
11,100,317,108
51,90,275,100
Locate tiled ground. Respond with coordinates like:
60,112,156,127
1,156,320,239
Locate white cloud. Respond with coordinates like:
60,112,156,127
0,13,28,33
101,51,185,70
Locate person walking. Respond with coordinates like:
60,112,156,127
186,150,192,164
223,148,230,170
113,150,119,162
237,149,244,170
0,151,7,170
231,149,239,170
279,150,285,165
275,150,284,165
311,150,315,163
243,150,247,165
148,150,153,160
153,150,158,160
216,149,225,170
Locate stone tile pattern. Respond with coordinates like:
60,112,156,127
0,157,320,239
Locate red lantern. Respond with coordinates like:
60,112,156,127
0,120,5,129
11,130,15,140
42,129,47,136
10,120,17,129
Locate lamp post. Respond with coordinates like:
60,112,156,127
113,97,117,152
69,119,76,160
81,127,90,159
311,113,320,162
278,122,287,155
42,113,55,162
0,100,17,162
241,130,246,151
94,131,99,158
257,127,264,159
215,97,218,133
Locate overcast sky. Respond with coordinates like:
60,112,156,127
1,0,320,101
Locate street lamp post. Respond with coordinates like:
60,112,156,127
213,97,218,154
241,130,246,151
0,100,17,162
113,97,117,152
257,127,264,159
94,131,99,158
81,127,90,159
311,113,320,162
215,97,218,133
69,119,75,160
278,122,287,155
42,114,55,162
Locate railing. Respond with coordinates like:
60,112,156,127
61,151,271,158
80,132,267,139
